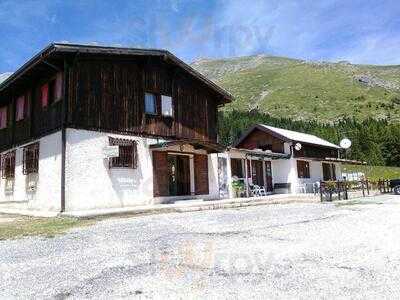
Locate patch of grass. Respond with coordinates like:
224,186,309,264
0,217,95,240
343,164,400,180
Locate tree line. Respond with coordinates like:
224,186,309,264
219,110,400,167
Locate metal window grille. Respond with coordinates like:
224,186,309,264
1,151,16,179
108,137,137,169
23,143,39,175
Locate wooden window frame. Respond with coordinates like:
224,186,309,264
23,143,40,175
1,151,16,179
109,137,138,169
322,163,337,181
161,95,174,118
144,92,157,115
231,158,244,178
297,160,310,179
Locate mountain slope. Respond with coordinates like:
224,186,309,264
192,55,400,123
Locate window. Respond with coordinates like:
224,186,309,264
23,143,39,175
231,158,243,178
41,84,49,108
0,107,7,129
54,72,63,101
1,151,16,179
16,95,26,121
258,143,273,151
297,160,310,179
109,137,138,169
145,93,157,115
322,163,337,181
161,95,173,117
40,73,62,108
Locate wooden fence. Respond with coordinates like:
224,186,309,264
319,179,392,202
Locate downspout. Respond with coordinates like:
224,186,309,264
60,58,69,213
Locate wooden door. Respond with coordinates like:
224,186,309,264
265,161,273,192
251,160,264,186
168,155,191,196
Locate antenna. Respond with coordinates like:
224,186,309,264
340,138,352,149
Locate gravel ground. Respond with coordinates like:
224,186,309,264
1,194,400,299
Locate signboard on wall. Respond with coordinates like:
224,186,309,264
103,146,119,158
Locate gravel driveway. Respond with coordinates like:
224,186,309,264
1,195,400,299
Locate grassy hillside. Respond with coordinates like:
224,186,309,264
192,55,400,123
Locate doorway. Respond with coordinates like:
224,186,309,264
265,161,273,192
251,160,264,186
168,154,191,196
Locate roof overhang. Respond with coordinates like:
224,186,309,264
0,43,233,105
150,139,226,154
230,147,291,160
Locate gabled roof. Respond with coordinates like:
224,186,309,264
0,43,233,104
235,124,341,149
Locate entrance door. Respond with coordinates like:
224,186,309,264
251,160,264,186
265,161,273,192
168,155,191,196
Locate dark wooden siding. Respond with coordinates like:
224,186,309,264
67,57,219,142
152,151,169,197
294,144,338,159
236,128,285,153
194,154,209,195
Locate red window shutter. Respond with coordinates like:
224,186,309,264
41,84,49,107
16,96,25,121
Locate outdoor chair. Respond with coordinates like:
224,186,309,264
251,185,267,197
296,183,307,194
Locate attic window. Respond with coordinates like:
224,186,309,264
109,137,138,169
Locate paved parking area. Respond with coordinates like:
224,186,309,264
1,194,400,299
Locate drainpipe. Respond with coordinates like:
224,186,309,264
60,59,69,213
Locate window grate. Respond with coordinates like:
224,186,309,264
108,137,138,169
1,151,16,179
23,143,39,175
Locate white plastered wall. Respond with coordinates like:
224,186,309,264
0,131,62,212
64,128,157,211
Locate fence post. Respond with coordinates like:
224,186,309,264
361,180,365,197
344,181,348,200
319,180,323,202
337,181,341,200
383,180,387,193
366,179,369,196
378,179,382,193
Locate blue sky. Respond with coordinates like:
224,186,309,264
1,0,400,74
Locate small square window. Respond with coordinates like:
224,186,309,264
161,95,173,117
109,137,138,169
145,93,157,115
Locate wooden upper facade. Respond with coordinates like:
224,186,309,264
0,43,232,152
